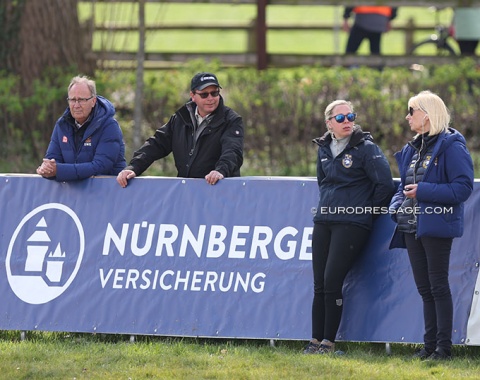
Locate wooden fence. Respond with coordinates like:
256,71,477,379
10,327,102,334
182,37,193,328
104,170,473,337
82,0,480,70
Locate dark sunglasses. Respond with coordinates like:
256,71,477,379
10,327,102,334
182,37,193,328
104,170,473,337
329,113,356,123
408,107,417,116
194,90,220,99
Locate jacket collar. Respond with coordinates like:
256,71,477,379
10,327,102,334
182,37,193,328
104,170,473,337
313,126,371,147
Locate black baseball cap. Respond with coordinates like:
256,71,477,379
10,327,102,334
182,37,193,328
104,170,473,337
190,72,222,91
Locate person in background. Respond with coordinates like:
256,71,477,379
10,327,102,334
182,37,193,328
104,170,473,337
343,6,398,55
37,75,126,181
304,100,395,355
116,72,243,187
389,91,474,361
451,7,480,55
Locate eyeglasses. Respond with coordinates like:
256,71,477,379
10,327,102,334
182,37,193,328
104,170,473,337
194,90,220,99
408,107,418,116
328,113,356,123
67,95,95,105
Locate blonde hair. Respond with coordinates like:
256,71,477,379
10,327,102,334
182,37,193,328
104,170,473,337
324,100,354,125
408,90,449,136
68,75,97,96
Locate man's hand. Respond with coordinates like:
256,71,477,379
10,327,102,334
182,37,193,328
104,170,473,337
205,170,224,185
37,158,57,178
117,169,136,188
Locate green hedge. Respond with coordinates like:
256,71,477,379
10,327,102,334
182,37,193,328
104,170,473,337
1,59,479,177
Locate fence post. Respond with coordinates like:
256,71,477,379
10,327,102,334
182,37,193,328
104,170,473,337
256,0,268,70
405,17,415,54
247,18,257,53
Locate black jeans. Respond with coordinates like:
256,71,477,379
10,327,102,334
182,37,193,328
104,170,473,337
345,24,382,55
311,223,370,342
405,233,453,354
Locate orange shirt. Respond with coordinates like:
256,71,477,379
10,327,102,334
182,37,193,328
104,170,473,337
353,6,392,18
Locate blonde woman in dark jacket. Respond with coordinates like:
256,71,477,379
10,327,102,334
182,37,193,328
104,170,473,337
304,99,394,354
389,90,474,360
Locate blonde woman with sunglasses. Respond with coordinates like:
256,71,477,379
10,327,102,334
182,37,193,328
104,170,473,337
304,99,395,355
389,90,474,360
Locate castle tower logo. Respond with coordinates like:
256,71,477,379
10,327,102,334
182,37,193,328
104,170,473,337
6,203,85,304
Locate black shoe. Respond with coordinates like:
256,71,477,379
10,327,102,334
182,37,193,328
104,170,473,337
413,347,434,359
426,349,452,361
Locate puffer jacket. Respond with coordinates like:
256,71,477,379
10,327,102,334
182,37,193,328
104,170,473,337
312,127,395,230
389,128,474,249
45,96,126,182
395,134,438,233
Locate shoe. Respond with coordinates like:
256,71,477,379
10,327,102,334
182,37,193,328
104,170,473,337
303,340,321,354
303,339,335,354
412,347,434,359
317,339,335,354
426,348,452,361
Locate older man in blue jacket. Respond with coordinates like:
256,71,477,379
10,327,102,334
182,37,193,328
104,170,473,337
37,75,126,182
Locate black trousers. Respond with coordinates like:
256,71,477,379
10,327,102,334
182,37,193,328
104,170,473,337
311,223,370,342
345,24,382,55
457,40,479,56
405,233,454,354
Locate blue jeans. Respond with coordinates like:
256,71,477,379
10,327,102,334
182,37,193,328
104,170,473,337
405,233,453,354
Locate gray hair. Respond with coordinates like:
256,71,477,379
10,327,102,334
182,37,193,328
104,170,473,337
68,75,96,96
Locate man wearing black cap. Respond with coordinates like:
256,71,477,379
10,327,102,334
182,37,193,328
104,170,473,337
117,72,244,187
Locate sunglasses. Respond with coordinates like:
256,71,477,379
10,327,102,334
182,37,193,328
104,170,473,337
194,90,220,99
408,107,417,116
329,113,356,123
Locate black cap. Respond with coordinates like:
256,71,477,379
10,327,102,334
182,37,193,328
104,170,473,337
190,72,222,91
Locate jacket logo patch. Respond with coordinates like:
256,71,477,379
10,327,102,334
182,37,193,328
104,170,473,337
84,137,92,147
62,136,68,143
342,154,353,168
423,155,431,169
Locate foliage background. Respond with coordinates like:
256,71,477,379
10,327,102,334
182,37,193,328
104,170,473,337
2,59,480,178
1,2,479,178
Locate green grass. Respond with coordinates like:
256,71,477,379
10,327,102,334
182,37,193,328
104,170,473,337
2,332,480,379
77,3,474,56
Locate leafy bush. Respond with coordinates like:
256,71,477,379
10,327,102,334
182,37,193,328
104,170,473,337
1,59,479,177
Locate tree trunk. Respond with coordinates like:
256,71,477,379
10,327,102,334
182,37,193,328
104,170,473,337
17,0,95,93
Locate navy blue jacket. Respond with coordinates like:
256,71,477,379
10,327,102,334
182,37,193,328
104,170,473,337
45,96,126,182
389,128,474,248
313,127,395,230
127,96,243,178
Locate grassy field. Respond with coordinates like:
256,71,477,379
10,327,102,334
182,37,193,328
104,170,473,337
2,332,480,379
77,3,469,56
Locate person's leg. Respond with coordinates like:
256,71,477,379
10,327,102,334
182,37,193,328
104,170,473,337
322,224,370,343
422,236,453,356
345,24,367,54
405,233,437,354
310,223,331,341
304,223,331,353
367,31,382,55
458,40,478,55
